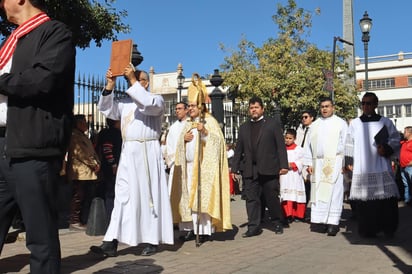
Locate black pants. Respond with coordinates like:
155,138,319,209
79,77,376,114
243,170,283,231
0,138,62,274
0,167,18,255
104,175,116,220
357,197,398,237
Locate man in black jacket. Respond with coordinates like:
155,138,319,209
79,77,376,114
232,96,288,237
0,0,75,273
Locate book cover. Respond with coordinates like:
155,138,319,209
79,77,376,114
110,39,133,76
374,125,389,145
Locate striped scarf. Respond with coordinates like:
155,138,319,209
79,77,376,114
0,12,51,70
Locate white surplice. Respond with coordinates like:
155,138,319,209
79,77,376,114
98,82,174,246
280,145,306,203
345,117,400,201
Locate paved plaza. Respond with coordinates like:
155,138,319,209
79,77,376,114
1,196,412,274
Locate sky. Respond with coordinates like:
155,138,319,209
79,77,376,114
76,0,412,79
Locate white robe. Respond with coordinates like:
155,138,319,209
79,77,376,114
280,145,306,203
98,83,174,246
166,119,186,196
303,115,348,225
346,116,400,200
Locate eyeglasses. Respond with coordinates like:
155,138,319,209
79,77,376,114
302,115,309,119
361,101,373,106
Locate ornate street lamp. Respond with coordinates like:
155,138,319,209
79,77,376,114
359,11,372,91
177,70,185,102
209,69,225,130
124,44,143,86
131,44,144,67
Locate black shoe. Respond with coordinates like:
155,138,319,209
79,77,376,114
359,230,377,238
90,240,118,257
141,244,158,256
274,224,283,235
199,235,211,243
359,232,377,238
310,223,328,234
5,231,19,244
179,230,195,242
242,228,263,238
327,225,340,236
281,220,290,228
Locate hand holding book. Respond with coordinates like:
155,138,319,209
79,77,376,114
374,125,388,145
110,39,133,76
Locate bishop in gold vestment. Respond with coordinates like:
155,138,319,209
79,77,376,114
170,74,232,240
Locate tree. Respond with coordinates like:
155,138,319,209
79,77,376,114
0,0,130,49
220,0,359,128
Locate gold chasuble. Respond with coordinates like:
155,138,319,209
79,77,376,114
170,112,232,232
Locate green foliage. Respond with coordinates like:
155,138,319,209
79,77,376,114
220,0,359,128
0,0,130,49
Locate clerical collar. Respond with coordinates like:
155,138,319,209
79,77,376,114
360,112,381,122
251,116,264,123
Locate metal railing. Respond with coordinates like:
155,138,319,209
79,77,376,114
74,73,249,143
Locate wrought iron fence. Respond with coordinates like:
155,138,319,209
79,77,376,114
74,73,249,144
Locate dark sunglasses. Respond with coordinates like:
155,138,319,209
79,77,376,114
361,101,373,106
302,115,310,119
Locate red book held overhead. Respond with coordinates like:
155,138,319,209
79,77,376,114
110,39,133,76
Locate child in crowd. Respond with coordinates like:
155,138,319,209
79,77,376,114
280,129,306,223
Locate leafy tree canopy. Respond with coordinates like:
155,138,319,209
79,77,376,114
0,0,130,49
220,0,359,128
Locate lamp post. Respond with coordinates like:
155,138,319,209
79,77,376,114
177,69,185,102
359,11,372,91
209,69,225,130
330,36,353,101
131,44,144,67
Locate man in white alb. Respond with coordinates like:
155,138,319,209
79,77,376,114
165,102,188,195
304,97,347,236
90,67,173,257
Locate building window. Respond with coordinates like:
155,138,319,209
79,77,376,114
386,105,394,117
395,105,402,117
377,106,385,116
366,78,395,90
408,76,412,87
406,104,412,117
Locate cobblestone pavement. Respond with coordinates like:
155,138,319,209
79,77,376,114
1,197,412,274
